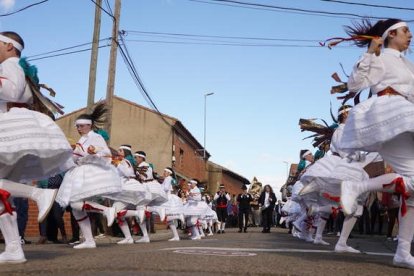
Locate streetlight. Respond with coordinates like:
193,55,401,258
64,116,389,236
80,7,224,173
204,92,214,160
283,161,290,178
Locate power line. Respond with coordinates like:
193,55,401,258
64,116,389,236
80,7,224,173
27,45,110,62
27,38,111,59
124,39,328,48
125,30,321,43
321,0,414,12
0,0,48,17
89,0,115,20
188,0,390,20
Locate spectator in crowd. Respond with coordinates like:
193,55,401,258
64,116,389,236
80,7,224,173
259,185,277,233
13,195,30,244
237,185,252,233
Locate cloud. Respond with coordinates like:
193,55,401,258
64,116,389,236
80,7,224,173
0,0,15,11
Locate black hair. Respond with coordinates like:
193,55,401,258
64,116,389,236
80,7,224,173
120,144,133,158
300,149,310,160
344,18,403,48
1,31,24,56
135,151,146,160
338,105,353,124
76,102,108,130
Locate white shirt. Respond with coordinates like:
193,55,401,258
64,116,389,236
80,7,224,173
330,124,347,158
264,192,270,208
137,161,153,181
73,130,111,161
0,57,33,112
116,159,135,178
188,186,201,201
161,175,173,193
348,48,414,99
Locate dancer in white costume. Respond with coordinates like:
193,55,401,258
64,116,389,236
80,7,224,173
336,18,414,268
300,105,381,250
56,103,122,249
0,32,74,263
183,180,210,240
291,150,314,242
158,167,184,241
105,145,148,245
133,151,167,243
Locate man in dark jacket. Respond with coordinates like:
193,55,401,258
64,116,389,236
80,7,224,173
259,185,277,233
237,185,252,233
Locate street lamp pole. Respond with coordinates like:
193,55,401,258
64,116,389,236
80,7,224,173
204,92,214,160
283,161,289,178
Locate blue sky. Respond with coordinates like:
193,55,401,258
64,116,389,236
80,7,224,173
1,0,413,196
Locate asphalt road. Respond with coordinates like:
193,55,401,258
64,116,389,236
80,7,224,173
0,227,412,276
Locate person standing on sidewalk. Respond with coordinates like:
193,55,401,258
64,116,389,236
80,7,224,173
259,185,277,233
237,185,252,233
214,184,231,234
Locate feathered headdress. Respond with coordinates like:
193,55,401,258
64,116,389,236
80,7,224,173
299,118,338,148
19,58,65,116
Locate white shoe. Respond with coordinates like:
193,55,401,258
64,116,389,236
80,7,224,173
393,254,414,269
313,238,330,245
117,237,134,244
334,243,360,253
341,181,359,215
35,189,58,223
168,236,180,241
0,244,26,264
305,234,314,243
135,237,150,243
104,207,116,227
191,236,201,240
73,241,96,249
207,232,214,236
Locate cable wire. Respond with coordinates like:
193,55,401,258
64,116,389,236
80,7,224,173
0,0,48,17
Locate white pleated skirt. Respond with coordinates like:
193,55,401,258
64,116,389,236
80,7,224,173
183,200,210,217
340,95,414,152
56,155,122,207
0,108,74,182
105,177,150,206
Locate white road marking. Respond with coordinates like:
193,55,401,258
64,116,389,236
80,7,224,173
162,247,395,257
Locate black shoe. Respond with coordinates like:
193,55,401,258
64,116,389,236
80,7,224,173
21,238,31,244
262,229,266,233
68,238,80,245
238,229,242,233
222,230,225,234
244,229,247,233
217,230,221,234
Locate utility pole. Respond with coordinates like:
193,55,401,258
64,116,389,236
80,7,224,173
87,0,102,112
105,0,121,144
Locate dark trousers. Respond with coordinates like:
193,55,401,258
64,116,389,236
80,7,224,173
13,198,28,239
47,202,66,241
262,207,273,231
238,209,249,230
387,207,399,238
216,207,228,223
68,207,80,240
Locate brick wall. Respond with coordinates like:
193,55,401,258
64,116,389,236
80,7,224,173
26,200,72,238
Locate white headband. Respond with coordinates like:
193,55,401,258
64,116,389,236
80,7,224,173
134,153,146,159
164,168,173,174
119,146,132,151
75,119,92,125
189,180,197,185
338,107,351,116
0,34,23,52
302,150,312,159
381,22,408,41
